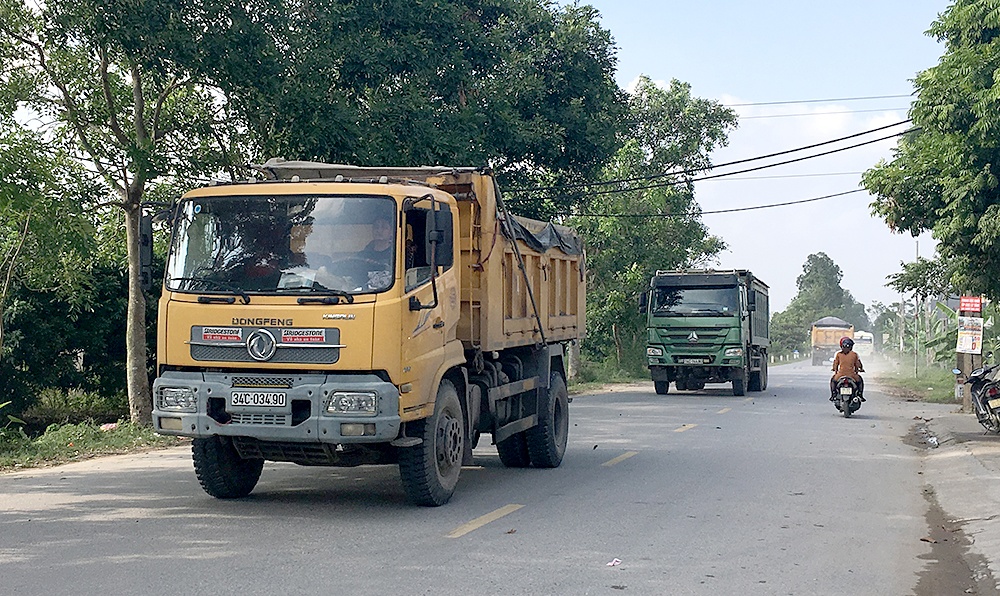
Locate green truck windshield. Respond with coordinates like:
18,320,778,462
652,286,739,317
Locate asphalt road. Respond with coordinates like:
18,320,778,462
0,362,941,595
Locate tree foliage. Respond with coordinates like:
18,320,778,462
0,122,98,358
225,1,624,218
570,77,736,369
0,0,269,423
770,253,872,352
863,0,1000,299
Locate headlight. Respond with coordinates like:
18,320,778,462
646,347,664,357
157,387,197,412
327,391,378,416
724,348,743,357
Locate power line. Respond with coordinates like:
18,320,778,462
506,119,911,194
536,129,910,200
741,107,909,120
701,171,863,182
724,94,913,107
560,189,866,218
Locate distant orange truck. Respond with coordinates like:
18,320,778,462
811,316,854,366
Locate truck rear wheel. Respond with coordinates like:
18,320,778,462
526,371,569,468
398,380,464,506
654,381,670,395
760,359,768,390
192,436,264,499
496,432,531,468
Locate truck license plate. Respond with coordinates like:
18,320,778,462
839,387,853,396
230,391,287,407
681,358,703,364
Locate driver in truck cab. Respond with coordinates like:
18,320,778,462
830,336,864,401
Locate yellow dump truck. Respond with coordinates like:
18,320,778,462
150,160,586,505
810,316,854,366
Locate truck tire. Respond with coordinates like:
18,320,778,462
398,380,464,506
526,371,569,468
732,370,747,396
496,432,531,468
760,359,768,391
192,436,264,499
654,381,670,395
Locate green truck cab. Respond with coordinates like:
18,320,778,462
639,269,770,396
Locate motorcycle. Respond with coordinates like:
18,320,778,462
833,376,862,418
954,361,1000,433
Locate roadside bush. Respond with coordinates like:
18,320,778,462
0,420,182,469
20,388,127,435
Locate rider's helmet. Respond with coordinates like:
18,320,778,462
840,337,854,349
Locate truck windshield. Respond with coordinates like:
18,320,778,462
651,286,739,317
165,194,397,295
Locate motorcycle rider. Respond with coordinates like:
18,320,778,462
830,336,865,401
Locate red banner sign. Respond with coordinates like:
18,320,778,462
960,296,982,312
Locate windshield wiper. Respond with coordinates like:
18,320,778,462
296,286,354,304
169,276,251,304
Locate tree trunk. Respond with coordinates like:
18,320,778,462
612,323,623,367
124,202,152,425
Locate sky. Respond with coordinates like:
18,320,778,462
570,0,950,316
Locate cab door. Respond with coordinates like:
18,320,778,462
399,204,453,412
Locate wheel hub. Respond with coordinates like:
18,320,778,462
436,414,462,469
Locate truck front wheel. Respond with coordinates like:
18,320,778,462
732,369,747,396
654,381,670,395
526,371,569,468
398,380,464,506
192,436,264,499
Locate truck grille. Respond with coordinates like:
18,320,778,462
191,345,338,364
229,413,290,426
231,376,295,389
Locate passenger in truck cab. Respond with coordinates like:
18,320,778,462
830,336,865,400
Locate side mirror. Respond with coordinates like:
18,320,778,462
638,292,648,315
425,208,454,268
140,213,154,291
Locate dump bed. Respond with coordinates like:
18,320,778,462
257,161,586,351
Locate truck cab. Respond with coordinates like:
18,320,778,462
641,270,769,396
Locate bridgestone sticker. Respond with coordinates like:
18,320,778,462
281,329,325,343
202,327,242,342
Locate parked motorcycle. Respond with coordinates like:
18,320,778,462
954,361,1000,433
833,376,862,418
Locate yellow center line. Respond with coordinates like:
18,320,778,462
717,407,731,414
674,424,697,432
601,451,639,467
447,504,524,539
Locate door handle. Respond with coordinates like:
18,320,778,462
433,319,445,329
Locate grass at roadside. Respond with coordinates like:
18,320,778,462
872,361,958,404
0,421,186,472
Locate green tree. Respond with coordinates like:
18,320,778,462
770,252,872,352
570,76,736,370
863,0,1000,300
0,122,97,361
229,1,623,219
0,0,268,423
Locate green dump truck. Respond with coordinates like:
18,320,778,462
640,269,770,396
